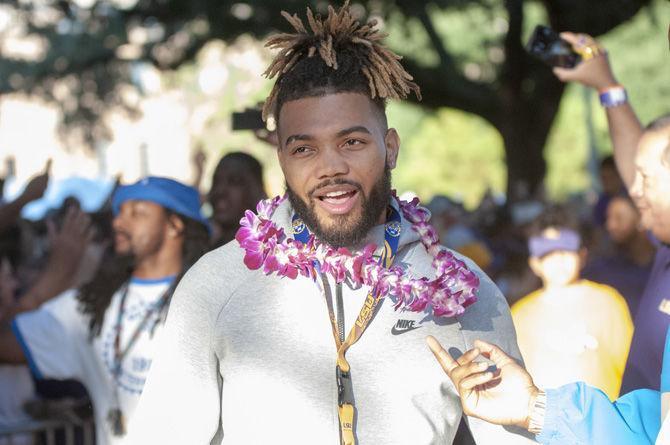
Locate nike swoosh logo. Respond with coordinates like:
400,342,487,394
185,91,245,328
391,325,422,335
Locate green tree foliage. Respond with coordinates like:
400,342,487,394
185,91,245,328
0,0,661,201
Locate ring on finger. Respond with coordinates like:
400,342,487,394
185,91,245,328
576,44,602,61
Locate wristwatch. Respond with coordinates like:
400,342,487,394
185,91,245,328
528,389,547,435
599,85,628,108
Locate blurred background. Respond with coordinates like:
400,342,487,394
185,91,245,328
0,0,667,211
0,1,669,443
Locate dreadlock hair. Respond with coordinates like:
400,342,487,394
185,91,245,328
262,1,421,125
76,210,210,339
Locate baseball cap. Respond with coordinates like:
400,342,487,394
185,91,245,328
528,227,581,258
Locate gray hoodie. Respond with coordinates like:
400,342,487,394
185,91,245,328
128,199,536,444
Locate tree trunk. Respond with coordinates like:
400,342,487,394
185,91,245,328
497,73,566,202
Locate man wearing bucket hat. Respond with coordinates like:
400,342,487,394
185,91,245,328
0,176,209,445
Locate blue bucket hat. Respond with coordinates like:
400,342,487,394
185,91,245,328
112,177,210,231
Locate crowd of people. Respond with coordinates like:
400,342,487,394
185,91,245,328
0,2,668,445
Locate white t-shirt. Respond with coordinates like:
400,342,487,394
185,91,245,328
12,276,173,445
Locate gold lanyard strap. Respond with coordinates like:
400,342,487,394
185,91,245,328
313,206,400,445
331,247,396,445
338,404,356,445
336,365,356,445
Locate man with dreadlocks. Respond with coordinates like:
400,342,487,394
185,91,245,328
0,177,210,445
129,3,533,444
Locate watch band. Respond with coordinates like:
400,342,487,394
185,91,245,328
528,389,547,435
599,85,628,108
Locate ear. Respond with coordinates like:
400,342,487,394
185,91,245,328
528,257,542,277
167,214,185,238
384,128,400,170
578,247,588,269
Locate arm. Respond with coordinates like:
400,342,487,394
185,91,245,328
1,291,85,380
452,261,536,443
0,320,26,365
538,383,660,445
426,338,661,444
553,32,643,188
127,253,224,444
1,208,93,323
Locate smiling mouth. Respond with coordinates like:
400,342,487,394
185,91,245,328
314,188,360,215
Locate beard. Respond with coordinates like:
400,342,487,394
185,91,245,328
286,166,392,248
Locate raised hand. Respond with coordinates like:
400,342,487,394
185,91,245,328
46,206,94,276
552,32,618,91
426,336,539,430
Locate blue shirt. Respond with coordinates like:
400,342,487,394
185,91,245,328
537,326,670,444
621,241,670,394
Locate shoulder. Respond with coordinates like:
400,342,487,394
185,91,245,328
455,252,512,326
171,240,254,316
580,280,624,300
401,242,510,319
510,289,543,317
580,280,630,311
32,289,82,322
14,289,87,341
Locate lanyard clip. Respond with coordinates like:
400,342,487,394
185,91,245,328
336,366,354,406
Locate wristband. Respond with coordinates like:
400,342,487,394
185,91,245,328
528,389,547,435
599,85,627,108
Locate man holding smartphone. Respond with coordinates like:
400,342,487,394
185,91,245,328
424,29,670,444
552,32,670,398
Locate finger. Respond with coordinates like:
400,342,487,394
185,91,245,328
559,32,581,47
44,159,52,174
79,214,93,238
552,67,571,80
473,340,514,368
451,359,489,383
426,336,458,374
46,218,57,242
73,210,91,234
63,206,78,228
84,225,96,244
456,347,481,367
460,370,496,391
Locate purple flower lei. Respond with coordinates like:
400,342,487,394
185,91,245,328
235,193,479,318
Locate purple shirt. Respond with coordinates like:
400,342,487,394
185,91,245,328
620,240,670,394
582,254,651,318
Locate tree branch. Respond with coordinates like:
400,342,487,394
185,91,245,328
394,2,500,125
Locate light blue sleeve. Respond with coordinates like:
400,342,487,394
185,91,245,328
535,383,660,445
661,325,670,393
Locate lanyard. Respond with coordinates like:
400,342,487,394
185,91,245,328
107,279,174,436
292,206,402,445
113,281,173,375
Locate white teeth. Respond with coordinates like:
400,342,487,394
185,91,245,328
325,190,349,198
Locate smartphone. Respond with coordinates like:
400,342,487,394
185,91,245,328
526,25,581,68
231,108,265,131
